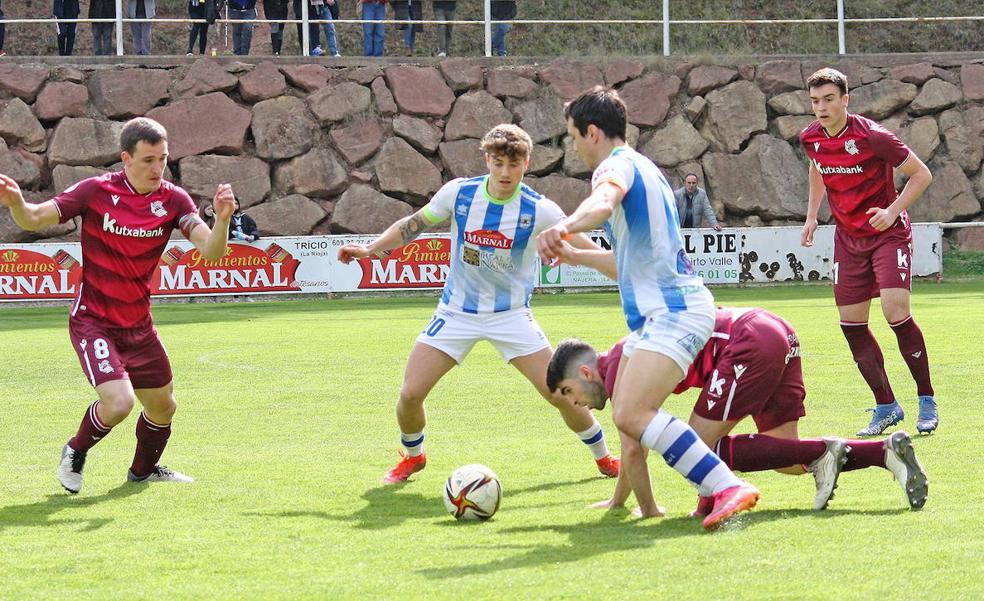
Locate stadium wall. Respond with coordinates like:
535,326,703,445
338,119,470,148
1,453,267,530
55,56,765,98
0,53,982,248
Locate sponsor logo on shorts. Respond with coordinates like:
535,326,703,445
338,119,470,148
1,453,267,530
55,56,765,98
733,364,747,380
708,369,726,397
897,249,909,268
676,333,702,356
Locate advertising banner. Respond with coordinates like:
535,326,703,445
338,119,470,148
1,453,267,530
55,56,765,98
0,224,943,302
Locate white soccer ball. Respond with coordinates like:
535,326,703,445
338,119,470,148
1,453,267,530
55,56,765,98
443,464,502,521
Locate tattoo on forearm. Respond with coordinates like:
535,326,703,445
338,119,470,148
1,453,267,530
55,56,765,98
398,214,427,244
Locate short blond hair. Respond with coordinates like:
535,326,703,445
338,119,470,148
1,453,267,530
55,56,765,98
480,124,532,161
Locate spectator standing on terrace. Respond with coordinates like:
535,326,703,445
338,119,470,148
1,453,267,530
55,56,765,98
432,0,454,57
229,0,258,55
53,0,80,56
128,0,155,56
89,0,117,56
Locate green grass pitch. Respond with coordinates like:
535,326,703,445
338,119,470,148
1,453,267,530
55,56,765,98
1,281,982,600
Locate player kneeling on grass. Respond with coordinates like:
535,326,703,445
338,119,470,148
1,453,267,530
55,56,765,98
0,117,236,494
337,123,620,484
547,307,929,517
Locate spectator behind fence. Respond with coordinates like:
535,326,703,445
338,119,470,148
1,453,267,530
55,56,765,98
315,0,340,57
491,0,515,57
292,0,322,55
229,0,257,55
360,0,385,57
673,174,721,230
263,0,288,55
54,0,80,56
89,0,116,56
390,0,422,57
186,0,220,56
432,0,454,57
0,0,7,57
128,0,155,55
229,199,260,242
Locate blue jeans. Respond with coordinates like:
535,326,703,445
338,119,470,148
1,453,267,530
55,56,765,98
321,9,338,55
230,8,256,55
361,3,384,57
492,22,511,56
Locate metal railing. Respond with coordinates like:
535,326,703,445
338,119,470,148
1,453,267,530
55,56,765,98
2,0,983,57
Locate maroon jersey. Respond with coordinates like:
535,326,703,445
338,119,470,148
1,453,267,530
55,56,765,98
54,172,202,328
800,113,911,238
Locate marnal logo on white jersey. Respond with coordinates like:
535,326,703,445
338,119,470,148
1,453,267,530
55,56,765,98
812,158,863,175
102,213,164,238
845,139,860,155
464,229,513,249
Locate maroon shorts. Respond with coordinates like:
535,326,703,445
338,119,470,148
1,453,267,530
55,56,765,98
68,314,173,389
693,309,806,432
832,223,912,306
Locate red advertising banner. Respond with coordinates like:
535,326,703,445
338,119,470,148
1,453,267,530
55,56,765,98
353,237,451,289
152,242,302,295
0,247,82,300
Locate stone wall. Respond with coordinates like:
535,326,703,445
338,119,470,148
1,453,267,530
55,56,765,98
1,54,983,246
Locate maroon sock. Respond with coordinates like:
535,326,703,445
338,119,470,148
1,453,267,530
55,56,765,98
130,412,172,477
716,434,827,472
68,401,113,453
840,322,896,405
842,439,886,471
889,316,934,397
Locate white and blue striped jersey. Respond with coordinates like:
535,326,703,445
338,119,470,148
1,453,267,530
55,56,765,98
422,176,565,314
592,146,709,331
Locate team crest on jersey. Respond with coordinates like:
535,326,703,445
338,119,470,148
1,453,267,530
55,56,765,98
519,214,533,229
98,359,113,374
844,139,859,155
150,200,168,217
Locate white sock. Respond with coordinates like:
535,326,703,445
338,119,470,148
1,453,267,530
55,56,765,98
576,420,610,460
401,431,424,457
639,409,741,496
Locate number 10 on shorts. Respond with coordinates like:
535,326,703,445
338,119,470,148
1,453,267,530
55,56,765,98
424,316,446,337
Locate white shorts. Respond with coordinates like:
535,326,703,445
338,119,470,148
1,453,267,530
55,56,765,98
415,304,550,364
622,298,715,376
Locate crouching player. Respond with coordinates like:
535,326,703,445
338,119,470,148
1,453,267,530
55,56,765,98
547,306,929,517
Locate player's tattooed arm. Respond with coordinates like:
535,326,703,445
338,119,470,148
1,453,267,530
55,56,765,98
365,209,436,260
398,212,428,245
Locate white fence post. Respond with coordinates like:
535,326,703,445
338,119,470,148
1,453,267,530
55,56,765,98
301,0,309,56
837,0,846,54
663,0,670,56
115,0,124,56
484,0,492,57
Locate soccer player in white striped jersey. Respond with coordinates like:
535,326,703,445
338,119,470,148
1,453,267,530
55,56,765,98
337,124,620,484
537,87,760,529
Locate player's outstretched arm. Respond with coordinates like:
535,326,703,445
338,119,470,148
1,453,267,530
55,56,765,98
801,163,825,247
337,209,436,264
538,182,624,263
0,175,60,231
189,184,235,260
559,234,618,280
867,152,933,231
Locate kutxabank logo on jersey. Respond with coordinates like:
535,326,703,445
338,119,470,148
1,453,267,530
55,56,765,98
811,158,863,175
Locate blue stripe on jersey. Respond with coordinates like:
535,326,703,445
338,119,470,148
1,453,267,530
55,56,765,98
686,452,722,485
476,199,512,313
504,190,538,311
581,430,604,445
620,166,651,330
447,181,480,310
661,423,697,467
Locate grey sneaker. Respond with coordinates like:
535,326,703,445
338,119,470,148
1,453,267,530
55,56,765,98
127,466,194,484
58,443,86,494
857,401,904,437
809,437,850,510
884,431,928,509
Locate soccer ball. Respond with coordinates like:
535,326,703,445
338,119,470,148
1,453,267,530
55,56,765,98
443,464,502,521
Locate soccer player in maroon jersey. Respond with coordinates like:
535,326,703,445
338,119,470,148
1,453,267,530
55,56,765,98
547,308,929,518
0,117,236,494
800,68,937,437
